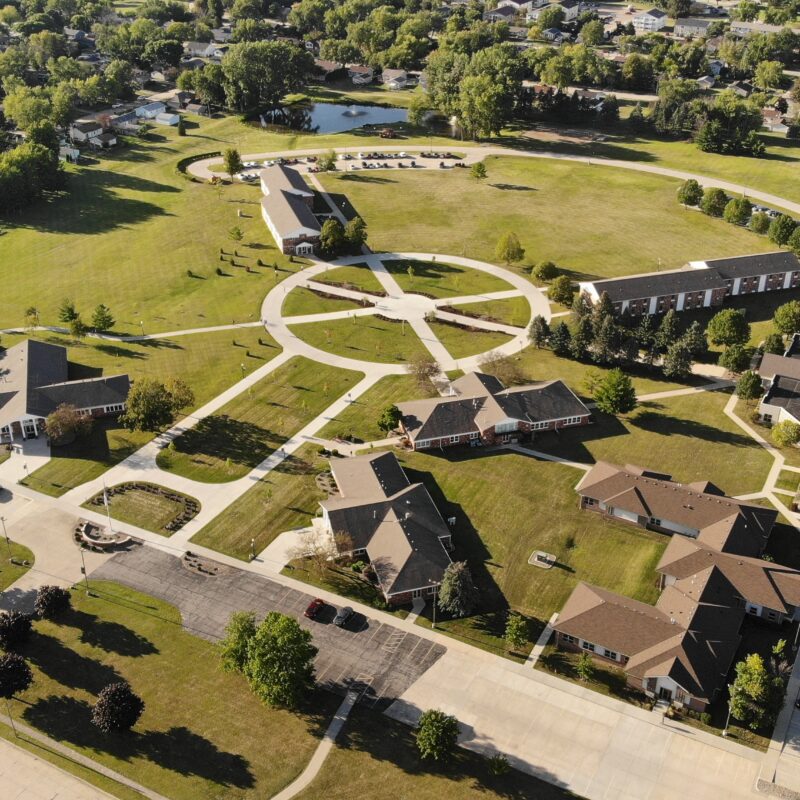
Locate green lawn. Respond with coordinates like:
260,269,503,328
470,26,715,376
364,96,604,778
21,421,151,498
428,320,514,360
81,483,199,537
0,444,9,465
283,287,364,317
293,706,579,800
319,374,436,442
448,296,531,327
0,114,460,335
515,345,695,396
776,470,800,494
156,357,362,482
1,329,281,410
13,582,339,800
395,449,667,654
313,263,386,294
295,81,424,110
289,316,431,364
384,259,514,299
191,444,329,560
533,390,772,497
0,541,35,592
319,156,773,281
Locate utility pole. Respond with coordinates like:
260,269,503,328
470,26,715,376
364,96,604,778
1,516,11,561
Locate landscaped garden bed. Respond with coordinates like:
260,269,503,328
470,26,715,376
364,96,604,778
83,483,200,536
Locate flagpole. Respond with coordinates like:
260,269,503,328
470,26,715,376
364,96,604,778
103,480,113,533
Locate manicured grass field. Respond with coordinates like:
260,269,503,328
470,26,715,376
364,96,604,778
289,316,430,364
314,263,386,294
318,374,436,442
384,259,514,299
534,391,772,497
396,449,666,651
515,345,694,396
293,706,579,800
428,320,514,360
776,470,800,494
0,114,460,335
449,296,531,327
157,357,362,482
0,541,35,592
22,420,152,498
81,483,198,537
283,287,363,317
1,328,281,410
14,581,339,799
319,156,772,280
191,443,329,560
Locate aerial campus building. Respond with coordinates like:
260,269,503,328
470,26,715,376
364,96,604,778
259,164,322,255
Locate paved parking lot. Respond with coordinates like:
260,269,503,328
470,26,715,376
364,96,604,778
92,546,444,711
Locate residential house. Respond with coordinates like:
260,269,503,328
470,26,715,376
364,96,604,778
674,17,712,38
69,120,103,142
318,452,453,605
88,132,117,149
184,40,214,58
730,19,790,37
756,334,800,426
542,27,569,42
707,58,725,76
762,107,789,134
0,340,130,443
553,461,789,710
135,101,167,119
556,0,580,21
346,64,374,85
211,26,233,42
259,164,321,255
166,90,193,110
498,0,541,11
397,371,591,451
313,59,344,82
578,251,800,317
381,68,408,90
154,111,180,126
632,8,667,32
485,5,517,22
696,75,715,91
730,80,755,98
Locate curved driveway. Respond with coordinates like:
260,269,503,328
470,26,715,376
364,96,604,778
188,144,800,216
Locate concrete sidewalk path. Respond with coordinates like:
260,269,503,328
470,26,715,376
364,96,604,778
270,691,358,800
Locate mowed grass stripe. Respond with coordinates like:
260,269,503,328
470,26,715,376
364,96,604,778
156,356,363,482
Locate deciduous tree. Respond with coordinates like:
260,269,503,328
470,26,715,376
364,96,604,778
706,309,750,347
772,420,800,448
495,232,525,266
774,301,800,336
34,586,71,619
45,404,92,445
416,709,459,761
593,368,637,415
92,682,145,733
378,404,402,433
736,370,762,404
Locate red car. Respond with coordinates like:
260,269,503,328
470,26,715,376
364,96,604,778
304,598,325,620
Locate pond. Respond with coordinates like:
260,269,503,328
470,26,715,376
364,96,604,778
258,102,409,134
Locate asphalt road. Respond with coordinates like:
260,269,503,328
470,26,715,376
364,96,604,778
91,546,445,711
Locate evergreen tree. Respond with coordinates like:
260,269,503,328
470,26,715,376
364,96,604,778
662,340,692,379
528,315,550,348
570,316,593,360
592,316,618,365
550,322,572,356
590,292,614,336
91,304,114,331
656,310,681,352
736,370,762,404
680,320,707,357
438,562,479,618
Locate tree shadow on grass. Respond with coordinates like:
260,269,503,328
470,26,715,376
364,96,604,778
170,416,286,470
23,697,255,787
335,706,574,797
25,634,124,694
65,609,159,657
628,410,755,449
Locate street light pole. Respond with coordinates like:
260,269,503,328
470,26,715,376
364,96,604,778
79,546,91,595
250,538,256,561
1,516,11,562
722,684,735,737
431,585,437,629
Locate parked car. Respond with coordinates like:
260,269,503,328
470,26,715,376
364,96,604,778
304,598,326,619
333,606,354,627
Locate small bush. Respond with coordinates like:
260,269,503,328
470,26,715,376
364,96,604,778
216,267,223,276
700,712,712,725
351,560,366,574
186,269,193,278
34,585,71,620
487,754,511,775
257,258,264,266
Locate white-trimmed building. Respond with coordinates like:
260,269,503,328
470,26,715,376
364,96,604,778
259,164,321,255
0,340,130,443
632,8,667,31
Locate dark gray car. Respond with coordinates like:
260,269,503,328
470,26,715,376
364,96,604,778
333,606,354,627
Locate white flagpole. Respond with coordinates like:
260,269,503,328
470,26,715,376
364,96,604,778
103,480,113,533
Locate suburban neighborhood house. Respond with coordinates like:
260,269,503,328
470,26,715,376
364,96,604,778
0,339,130,442
396,371,591,451
632,8,667,32
756,333,800,425
553,462,799,711
318,452,453,605
579,251,800,316
260,164,321,255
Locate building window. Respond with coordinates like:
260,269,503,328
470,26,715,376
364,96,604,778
561,634,576,644
767,610,779,622
449,435,460,444
104,404,124,413
581,641,595,652
603,649,617,660
562,416,582,425
495,421,516,434
469,431,479,439
649,517,661,526
584,497,596,506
